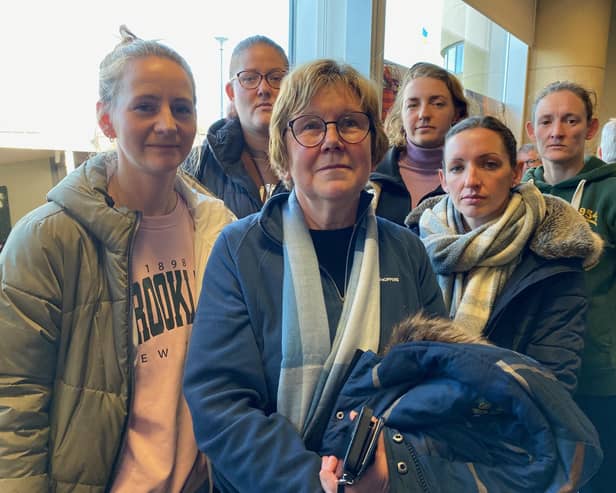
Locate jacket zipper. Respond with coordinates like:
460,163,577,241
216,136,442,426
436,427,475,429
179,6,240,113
106,210,141,489
405,439,430,492
342,220,360,298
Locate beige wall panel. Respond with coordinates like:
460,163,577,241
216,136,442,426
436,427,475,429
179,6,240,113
463,0,536,45
531,0,612,68
0,159,53,227
527,66,607,105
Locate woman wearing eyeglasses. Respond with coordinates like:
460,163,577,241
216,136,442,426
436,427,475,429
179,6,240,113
184,35,289,218
183,59,447,492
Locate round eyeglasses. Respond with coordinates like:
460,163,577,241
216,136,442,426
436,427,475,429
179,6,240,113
287,112,372,148
234,69,287,90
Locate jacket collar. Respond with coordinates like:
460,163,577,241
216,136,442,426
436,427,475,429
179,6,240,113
528,193,603,268
47,153,137,252
206,117,247,175
258,190,375,245
370,146,405,187
526,155,616,190
47,152,232,251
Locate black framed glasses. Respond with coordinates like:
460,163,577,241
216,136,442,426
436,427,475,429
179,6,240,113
234,69,287,90
287,112,372,148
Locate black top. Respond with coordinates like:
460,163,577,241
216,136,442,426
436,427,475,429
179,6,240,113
310,226,354,297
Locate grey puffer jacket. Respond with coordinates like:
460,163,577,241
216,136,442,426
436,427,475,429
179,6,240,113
0,153,234,492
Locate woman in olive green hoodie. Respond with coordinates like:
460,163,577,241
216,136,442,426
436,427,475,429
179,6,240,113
525,80,616,493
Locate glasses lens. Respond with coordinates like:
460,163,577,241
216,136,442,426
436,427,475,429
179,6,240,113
337,113,370,144
291,115,325,147
290,113,372,147
237,71,262,89
265,70,286,89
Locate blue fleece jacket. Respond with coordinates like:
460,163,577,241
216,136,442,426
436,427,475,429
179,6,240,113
184,191,446,492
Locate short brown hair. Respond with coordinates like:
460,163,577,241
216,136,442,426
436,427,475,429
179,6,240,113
531,81,596,123
384,62,468,148
446,116,517,170
269,59,388,188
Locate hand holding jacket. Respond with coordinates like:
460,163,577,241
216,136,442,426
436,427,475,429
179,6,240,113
319,432,389,493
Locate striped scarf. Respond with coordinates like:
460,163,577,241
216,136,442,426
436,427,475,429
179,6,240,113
277,191,380,440
419,183,545,335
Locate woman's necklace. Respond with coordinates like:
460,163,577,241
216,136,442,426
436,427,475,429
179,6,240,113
245,147,278,203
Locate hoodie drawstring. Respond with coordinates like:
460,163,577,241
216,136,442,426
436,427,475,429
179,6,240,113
570,179,587,211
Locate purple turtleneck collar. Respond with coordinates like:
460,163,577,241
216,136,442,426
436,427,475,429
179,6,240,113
403,138,443,171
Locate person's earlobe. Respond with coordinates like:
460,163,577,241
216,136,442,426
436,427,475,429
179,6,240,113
438,168,448,192
512,160,524,186
586,118,600,140
96,102,116,139
451,111,464,127
225,81,235,102
525,121,535,140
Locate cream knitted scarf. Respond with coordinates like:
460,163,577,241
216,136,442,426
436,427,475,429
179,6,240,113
419,183,546,335
277,191,380,439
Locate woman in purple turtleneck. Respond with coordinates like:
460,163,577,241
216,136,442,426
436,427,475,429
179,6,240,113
370,62,468,225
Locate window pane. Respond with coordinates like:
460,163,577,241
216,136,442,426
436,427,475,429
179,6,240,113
1,0,289,153
384,0,528,142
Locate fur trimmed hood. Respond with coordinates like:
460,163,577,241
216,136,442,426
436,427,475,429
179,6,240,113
382,312,489,355
405,188,604,270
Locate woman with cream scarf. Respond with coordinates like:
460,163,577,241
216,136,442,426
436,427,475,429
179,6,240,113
407,115,603,394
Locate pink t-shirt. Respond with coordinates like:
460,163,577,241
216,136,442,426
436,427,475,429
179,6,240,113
111,196,207,493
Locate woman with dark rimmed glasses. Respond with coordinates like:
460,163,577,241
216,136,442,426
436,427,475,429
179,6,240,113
184,59,447,493
183,35,289,218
